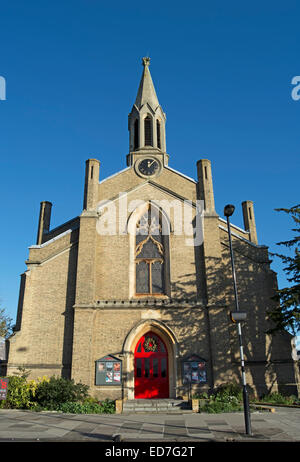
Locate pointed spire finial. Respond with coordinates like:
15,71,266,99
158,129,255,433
142,57,150,68
128,56,167,159
134,56,158,109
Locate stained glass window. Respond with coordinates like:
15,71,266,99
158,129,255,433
136,261,149,293
152,261,164,293
135,205,165,295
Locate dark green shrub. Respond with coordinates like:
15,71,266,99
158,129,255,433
214,382,243,401
201,399,242,414
97,399,115,414
34,376,89,410
57,401,103,414
197,382,244,413
56,399,115,414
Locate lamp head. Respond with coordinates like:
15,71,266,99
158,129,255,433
224,204,235,217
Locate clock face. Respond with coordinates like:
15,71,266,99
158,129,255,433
137,158,160,176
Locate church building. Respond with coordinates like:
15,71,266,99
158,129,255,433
6,58,299,400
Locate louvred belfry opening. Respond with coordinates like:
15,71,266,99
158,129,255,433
134,331,169,399
144,116,153,146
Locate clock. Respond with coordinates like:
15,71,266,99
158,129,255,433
136,158,161,177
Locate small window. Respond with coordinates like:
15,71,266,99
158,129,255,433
160,340,166,353
161,358,167,378
136,358,142,377
134,119,139,150
144,358,150,378
157,120,161,149
153,358,159,378
144,116,152,146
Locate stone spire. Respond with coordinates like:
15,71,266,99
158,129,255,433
134,57,160,111
128,58,168,165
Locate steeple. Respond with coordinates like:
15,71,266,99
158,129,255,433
134,57,160,110
127,58,168,166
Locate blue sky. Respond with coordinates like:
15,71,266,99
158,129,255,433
0,1,299,342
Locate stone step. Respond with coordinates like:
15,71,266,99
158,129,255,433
122,399,192,414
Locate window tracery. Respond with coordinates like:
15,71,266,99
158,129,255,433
135,206,165,295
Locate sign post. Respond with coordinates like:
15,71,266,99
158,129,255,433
0,378,9,401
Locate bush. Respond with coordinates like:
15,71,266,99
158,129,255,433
200,392,243,414
0,374,116,413
34,376,89,410
57,399,115,414
0,376,35,409
260,392,298,405
214,382,243,401
201,399,242,414
57,401,103,414
97,399,115,414
196,382,244,414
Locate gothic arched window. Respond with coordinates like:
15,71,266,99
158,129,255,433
144,116,153,146
135,205,167,295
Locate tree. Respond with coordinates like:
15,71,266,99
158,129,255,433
267,205,300,336
0,307,13,339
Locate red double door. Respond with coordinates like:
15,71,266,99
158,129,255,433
134,331,169,399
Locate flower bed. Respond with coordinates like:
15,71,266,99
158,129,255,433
0,372,116,414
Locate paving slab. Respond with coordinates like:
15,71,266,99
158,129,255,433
0,407,299,443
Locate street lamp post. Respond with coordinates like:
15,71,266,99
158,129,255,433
224,204,252,436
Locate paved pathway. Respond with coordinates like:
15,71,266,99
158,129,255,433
0,407,300,442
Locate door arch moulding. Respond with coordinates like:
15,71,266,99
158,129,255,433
122,319,179,400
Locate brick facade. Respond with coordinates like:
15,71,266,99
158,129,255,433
6,58,299,400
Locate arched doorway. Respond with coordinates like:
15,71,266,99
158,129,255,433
134,331,169,399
